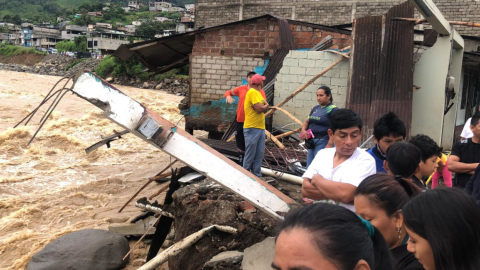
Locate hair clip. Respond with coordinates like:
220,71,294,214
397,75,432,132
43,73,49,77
357,216,375,237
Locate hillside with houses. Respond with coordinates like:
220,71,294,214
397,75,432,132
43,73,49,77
0,0,195,56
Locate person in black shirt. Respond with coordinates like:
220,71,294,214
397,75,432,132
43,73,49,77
409,135,442,190
449,113,480,188
465,164,480,209
355,174,423,270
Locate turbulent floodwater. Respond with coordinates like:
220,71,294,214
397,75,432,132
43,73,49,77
0,70,186,269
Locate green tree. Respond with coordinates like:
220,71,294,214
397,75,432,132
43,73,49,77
12,15,21,25
74,35,88,52
56,40,76,52
135,20,170,39
3,15,11,23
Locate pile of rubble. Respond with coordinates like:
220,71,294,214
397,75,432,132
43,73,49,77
0,55,189,96
0,55,100,77
108,77,189,96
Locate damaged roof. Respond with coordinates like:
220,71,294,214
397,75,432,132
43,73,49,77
113,14,351,73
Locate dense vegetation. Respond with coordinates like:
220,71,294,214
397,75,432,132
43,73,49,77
95,55,188,82
55,36,88,52
0,43,46,58
0,0,193,26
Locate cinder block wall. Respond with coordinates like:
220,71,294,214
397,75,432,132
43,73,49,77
273,51,349,129
190,55,264,105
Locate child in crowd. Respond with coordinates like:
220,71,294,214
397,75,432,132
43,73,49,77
384,142,424,190
431,153,452,188
367,112,406,173
409,134,442,190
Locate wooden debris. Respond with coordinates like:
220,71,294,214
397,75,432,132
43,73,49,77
138,225,238,270
119,159,178,213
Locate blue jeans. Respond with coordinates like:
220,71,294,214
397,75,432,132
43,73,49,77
307,135,329,167
243,128,265,177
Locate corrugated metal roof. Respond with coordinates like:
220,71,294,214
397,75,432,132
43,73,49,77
348,2,414,141
113,14,351,73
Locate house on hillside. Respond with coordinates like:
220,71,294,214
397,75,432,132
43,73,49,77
155,17,173,23
61,25,88,41
168,6,185,13
96,22,113,29
149,0,172,11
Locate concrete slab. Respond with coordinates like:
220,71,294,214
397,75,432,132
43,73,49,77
241,237,275,270
204,251,244,268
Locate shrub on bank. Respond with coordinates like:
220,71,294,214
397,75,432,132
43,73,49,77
95,55,189,83
0,44,46,58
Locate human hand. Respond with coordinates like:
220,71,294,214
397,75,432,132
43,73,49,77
300,130,307,140
226,96,234,104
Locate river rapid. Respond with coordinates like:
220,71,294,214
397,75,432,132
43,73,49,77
0,70,186,269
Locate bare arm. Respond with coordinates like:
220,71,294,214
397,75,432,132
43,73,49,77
311,174,357,204
302,178,327,200
252,101,269,113
448,155,479,175
300,118,309,139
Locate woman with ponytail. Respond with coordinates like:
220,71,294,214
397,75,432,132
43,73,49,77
273,203,393,270
355,174,423,269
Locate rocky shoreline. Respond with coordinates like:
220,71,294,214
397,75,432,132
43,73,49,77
0,55,188,96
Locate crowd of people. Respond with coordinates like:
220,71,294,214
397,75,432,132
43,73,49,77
223,73,480,270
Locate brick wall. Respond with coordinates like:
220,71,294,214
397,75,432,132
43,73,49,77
189,18,351,106
196,0,480,37
273,51,349,128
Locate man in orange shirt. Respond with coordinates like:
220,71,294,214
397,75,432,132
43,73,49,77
224,71,267,165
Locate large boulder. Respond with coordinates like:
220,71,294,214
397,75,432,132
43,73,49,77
26,229,129,270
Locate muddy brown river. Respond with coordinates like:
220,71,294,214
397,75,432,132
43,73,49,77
0,70,187,269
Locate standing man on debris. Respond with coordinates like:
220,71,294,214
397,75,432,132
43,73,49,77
224,71,267,165
243,74,269,177
302,109,376,211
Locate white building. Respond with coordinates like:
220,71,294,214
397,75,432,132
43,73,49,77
149,1,172,11
155,17,173,23
168,6,185,13
125,25,136,33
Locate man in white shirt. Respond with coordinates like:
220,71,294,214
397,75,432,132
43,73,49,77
462,107,480,139
302,109,376,211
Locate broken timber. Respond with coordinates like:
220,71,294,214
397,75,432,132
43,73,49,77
72,71,295,220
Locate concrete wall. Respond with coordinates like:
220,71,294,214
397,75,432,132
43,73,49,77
273,51,349,129
196,0,480,37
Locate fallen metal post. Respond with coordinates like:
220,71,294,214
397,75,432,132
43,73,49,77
72,71,295,220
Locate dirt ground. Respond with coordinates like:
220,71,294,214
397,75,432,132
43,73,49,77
0,70,187,269
0,54,45,66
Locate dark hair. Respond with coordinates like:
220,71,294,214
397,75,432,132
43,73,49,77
403,188,480,270
373,112,406,141
329,109,362,134
386,142,421,178
355,174,421,216
409,134,442,162
318,85,333,102
471,112,480,127
279,203,393,270
246,71,256,78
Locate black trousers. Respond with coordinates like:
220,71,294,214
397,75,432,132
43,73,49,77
235,120,245,153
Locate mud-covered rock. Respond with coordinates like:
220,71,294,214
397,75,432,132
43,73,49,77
26,229,129,270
